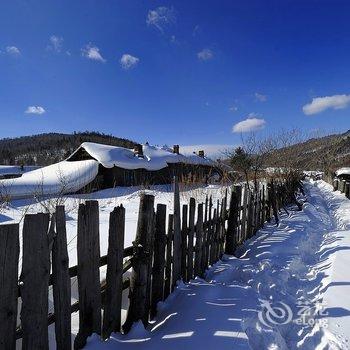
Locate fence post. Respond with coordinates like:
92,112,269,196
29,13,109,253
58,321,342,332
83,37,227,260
241,185,248,242
268,180,279,225
246,192,254,238
333,178,338,191
194,203,204,276
345,182,350,199
124,194,155,332
151,204,167,318
20,213,50,350
181,204,188,281
52,206,71,350
102,205,125,339
225,185,241,254
74,201,101,349
164,214,173,299
186,198,195,281
0,223,19,350
172,177,182,285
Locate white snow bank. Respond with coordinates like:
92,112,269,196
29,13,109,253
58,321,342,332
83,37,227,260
0,160,98,199
335,167,350,177
67,142,215,171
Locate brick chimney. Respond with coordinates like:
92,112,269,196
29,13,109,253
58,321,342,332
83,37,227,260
133,144,144,157
173,144,180,154
198,150,205,158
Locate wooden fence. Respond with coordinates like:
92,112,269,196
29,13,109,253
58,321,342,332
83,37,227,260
327,176,350,199
0,179,290,350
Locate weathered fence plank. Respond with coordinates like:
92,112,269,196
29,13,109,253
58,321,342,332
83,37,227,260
186,198,195,281
172,178,182,285
74,201,101,349
181,204,188,281
225,185,241,254
20,213,50,350
164,214,174,298
194,203,204,276
151,204,167,318
52,206,71,350
124,194,155,332
0,223,19,350
102,204,125,339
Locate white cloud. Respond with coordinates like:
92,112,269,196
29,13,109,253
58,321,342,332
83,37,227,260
81,44,106,62
120,54,139,70
232,113,266,133
146,7,176,33
47,35,63,52
192,25,200,37
197,48,213,61
255,92,267,102
302,94,350,115
6,46,20,56
25,106,46,115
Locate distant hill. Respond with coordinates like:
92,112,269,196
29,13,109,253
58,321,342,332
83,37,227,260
268,130,350,171
0,132,137,166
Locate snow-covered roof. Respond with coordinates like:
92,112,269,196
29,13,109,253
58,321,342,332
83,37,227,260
335,167,350,177
67,142,215,171
0,160,98,199
0,165,39,176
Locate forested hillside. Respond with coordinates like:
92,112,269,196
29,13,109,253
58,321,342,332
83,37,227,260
0,132,136,166
268,129,350,171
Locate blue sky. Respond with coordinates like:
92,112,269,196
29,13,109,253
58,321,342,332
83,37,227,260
0,0,350,148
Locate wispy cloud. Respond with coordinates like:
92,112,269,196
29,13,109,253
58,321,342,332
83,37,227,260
197,48,213,61
255,92,267,102
192,25,200,37
232,113,266,133
47,35,63,52
25,106,46,115
120,54,139,70
6,46,20,56
146,6,176,33
303,94,350,115
81,44,106,62
229,106,238,112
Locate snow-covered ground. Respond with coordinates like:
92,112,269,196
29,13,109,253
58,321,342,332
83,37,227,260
81,180,350,350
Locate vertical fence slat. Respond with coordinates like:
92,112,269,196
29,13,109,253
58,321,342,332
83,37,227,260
181,204,188,281
151,204,167,318
241,185,248,242
186,198,195,282
172,178,181,285
0,223,19,350
102,204,125,339
52,206,71,350
124,194,155,332
194,203,204,276
74,200,101,349
225,185,241,254
164,214,173,299
20,213,50,350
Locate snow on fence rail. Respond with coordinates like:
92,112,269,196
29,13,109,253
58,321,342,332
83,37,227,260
0,178,292,350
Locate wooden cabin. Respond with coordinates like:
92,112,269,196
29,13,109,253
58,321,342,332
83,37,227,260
66,142,222,190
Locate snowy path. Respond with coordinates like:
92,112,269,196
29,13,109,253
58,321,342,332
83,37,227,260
85,180,350,350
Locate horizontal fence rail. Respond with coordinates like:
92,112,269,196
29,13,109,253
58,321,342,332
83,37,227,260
0,178,296,350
